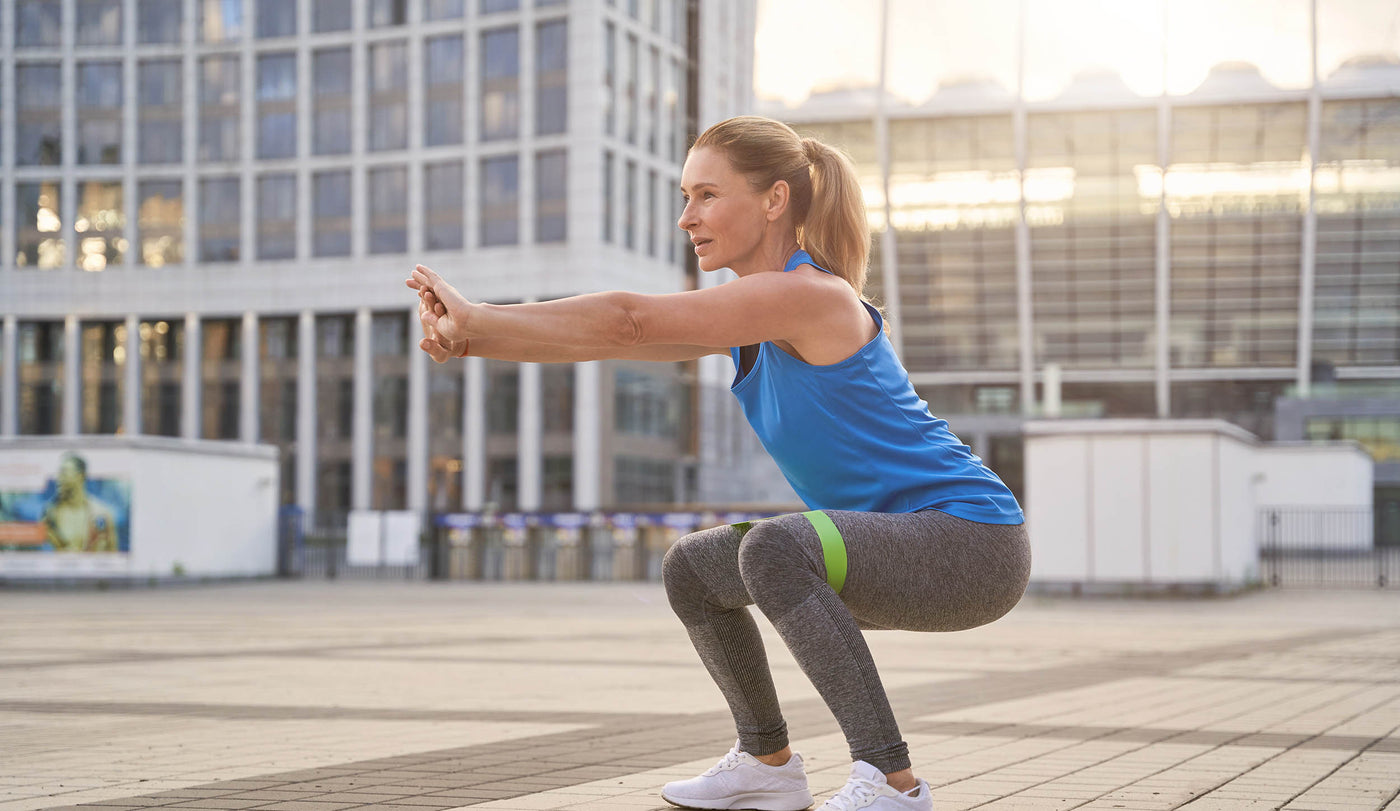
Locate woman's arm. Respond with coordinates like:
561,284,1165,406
408,263,849,352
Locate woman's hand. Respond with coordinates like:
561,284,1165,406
417,295,467,362
406,264,479,344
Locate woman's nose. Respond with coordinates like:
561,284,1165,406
677,202,697,230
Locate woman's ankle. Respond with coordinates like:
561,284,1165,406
753,747,793,767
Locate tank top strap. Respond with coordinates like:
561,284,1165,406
783,249,833,276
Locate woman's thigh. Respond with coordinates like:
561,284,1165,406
824,510,1032,633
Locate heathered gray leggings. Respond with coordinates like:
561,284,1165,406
661,509,1031,774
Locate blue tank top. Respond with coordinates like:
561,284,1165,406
729,250,1023,523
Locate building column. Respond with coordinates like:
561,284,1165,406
63,316,80,435
1013,2,1035,417
296,310,317,521
352,307,373,510
407,319,429,512
573,361,601,510
0,317,17,437
1296,0,1321,398
463,355,486,510
182,312,201,439
518,361,542,511
123,314,140,435
240,311,260,442
1155,92,1172,418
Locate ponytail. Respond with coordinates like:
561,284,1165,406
799,138,870,295
692,116,871,295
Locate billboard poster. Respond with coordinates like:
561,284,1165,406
0,451,132,554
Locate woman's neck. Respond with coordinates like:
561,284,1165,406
730,234,802,278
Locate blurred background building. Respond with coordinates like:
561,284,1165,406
723,0,1400,523
0,0,756,527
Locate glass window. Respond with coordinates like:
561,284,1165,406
15,64,62,166
14,182,65,269
370,0,407,26
614,457,674,505
624,34,637,144
202,319,242,440
542,456,572,512
1167,0,1310,94
427,360,463,512
644,45,658,153
425,35,465,146
535,150,567,243
200,56,241,161
313,0,351,32
424,161,465,251
481,27,520,141
614,368,678,438
139,60,183,164
314,171,352,257
256,0,296,37
1319,0,1400,82
486,457,517,511
200,0,243,42
138,180,184,267
77,62,124,165
77,0,123,46
602,150,614,243
16,0,61,47
369,41,409,151
486,363,518,434
314,48,352,155
369,166,408,254
258,174,296,260
75,182,125,271
138,0,183,43
536,20,567,135
481,156,519,246
81,322,126,435
18,322,66,436
199,177,240,262
1023,0,1162,102
481,0,518,12
623,159,636,249
257,53,297,159
604,22,616,137
646,169,657,256
425,0,464,20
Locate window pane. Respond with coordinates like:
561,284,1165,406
481,27,520,141
535,150,567,242
314,171,352,257
14,182,65,269
138,180,184,267
370,42,409,151
201,0,243,42
77,0,123,46
200,56,241,161
200,177,241,262
313,0,352,32
425,36,464,146
425,0,464,20
16,64,62,166
76,182,125,271
256,0,296,37
257,53,297,159
370,0,408,26
536,20,567,135
481,155,519,246
16,0,61,47
139,60,184,164
138,0,183,43
78,62,123,165
424,162,464,250
314,48,352,155
258,174,296,260
481,0,518,12
369,166,408,254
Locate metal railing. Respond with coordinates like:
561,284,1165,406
1257,506,1398,588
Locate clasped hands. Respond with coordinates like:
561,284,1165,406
406,264,478,362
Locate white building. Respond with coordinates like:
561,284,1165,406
0,0,758,526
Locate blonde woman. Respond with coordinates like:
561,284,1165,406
408,115,1029,811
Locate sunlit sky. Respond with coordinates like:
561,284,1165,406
753,0,1400,105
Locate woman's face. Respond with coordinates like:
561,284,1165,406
678,147,771,274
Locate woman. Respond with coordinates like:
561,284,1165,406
408,115,1030,811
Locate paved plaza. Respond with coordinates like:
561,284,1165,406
1,581,1397,811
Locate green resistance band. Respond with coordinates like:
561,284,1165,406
731,511,847,594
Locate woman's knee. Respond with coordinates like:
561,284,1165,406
736,519,824,597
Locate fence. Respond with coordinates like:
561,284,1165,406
1257,506,1399,588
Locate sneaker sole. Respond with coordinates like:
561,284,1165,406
660,788,815,811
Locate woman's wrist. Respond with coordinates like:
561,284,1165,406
455,338,471,358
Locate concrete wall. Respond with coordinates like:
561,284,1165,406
0,437,279,580
1254,442,1374,508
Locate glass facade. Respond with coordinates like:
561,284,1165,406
77,62,123,165
258,175,297,261
313,48,353,156
77,0,123,46
368,167,409,254
314,170,352,257
80,322,124,435
369,42,409,152
481,27,521,141
481,155,520,246
16,63,61,166
18,323,64,436
202,319,242,441
200,56,241,162
139,60,183,164
257,54,298,160
140,319,182,437
199,178,241,262
425,162,466,251
536,20,568,135
137,181,184,267
425,36,465,147
535,150,568,243
15,182,64,269
75,182,125,271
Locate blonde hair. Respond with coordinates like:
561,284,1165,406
692,116,870,294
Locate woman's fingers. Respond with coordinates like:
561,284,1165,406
419,337,452,363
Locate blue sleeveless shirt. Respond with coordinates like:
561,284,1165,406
729,250,1023,523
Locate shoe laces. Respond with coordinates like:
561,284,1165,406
702,747,749,776
821,775,882,810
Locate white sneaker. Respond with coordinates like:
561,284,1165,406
818,761,931,811
661,741,815,810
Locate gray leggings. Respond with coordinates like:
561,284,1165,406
661,509,1031,774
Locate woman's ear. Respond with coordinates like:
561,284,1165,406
764,180,791,223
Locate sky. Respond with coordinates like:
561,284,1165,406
752,0,1400,106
